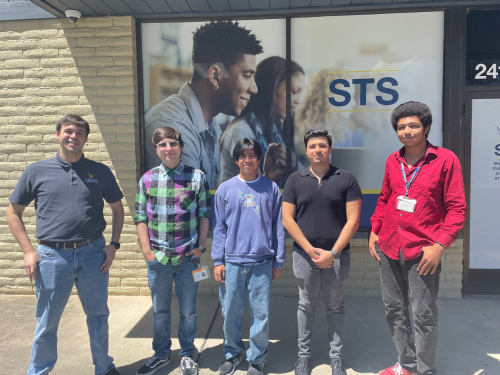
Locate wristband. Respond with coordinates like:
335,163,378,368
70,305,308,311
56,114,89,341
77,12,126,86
435,242,447,249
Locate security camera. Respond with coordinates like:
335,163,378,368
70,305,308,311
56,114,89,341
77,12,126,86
65,9,81,23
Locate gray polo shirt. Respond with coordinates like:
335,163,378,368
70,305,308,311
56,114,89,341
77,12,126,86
282,165,362,252
9,152,123,242
145,83,222,190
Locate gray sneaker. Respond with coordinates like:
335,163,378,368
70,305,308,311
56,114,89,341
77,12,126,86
180,356,198,375
331,358,347,375
247,363,264,375
295,358,311,375
219,354,242,375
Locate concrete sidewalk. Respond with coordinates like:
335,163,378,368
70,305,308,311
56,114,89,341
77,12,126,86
0,295,499,375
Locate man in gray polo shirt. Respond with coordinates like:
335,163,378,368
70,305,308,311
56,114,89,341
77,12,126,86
7,115,124,375
282,129,362,375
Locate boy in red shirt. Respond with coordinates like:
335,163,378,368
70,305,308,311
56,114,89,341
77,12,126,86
369,102,466,375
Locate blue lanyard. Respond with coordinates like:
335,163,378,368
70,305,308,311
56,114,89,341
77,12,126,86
400,160,424,197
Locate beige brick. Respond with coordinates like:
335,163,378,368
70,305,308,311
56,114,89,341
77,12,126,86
24,68,59,78
23,49,59,58
344,288,365,298
76,18,113,28
95,46,133,57
27,143,59,152
77,37,114,48
0,50,22,60
21,29,59,40
365,289,383,298
0,107,25,116
25,87,59,97
60,67,96,77
95,27,132,37
26,107,60,116
5,78,42,89
442,262,463,272
114,76,134,86
87,114,115,124
59,28,95,38
42,96,79,106
139,288,151,296
0,277,15,287
98,105,134,115
108,287,139,296
9,115,44,125
99,125,136,134
112,17,133,27
40,58,76,68
445,253,463,263
58,47,96,58
0,126,25,135
0,135,41,145
83,95,115,106
8,153,45,162
113,57,134,66
2,20,39,32
40,39,77,49
25,125,56,135
0,179,20,188
0,88,24,98
0,70,24,79
60,86,95,96
0,39,39,51
77,57,114,67
121,278,148,287
445,272,462,282
444,291,462,299
8,97,40,107
97,86,134,96
96,66,134,77
113,37,133,46
79,76,115,87
60,105,94,116
39,19,76,30
116,133,136,143
42,76,78,87
0,286,34,295
9,171,23,179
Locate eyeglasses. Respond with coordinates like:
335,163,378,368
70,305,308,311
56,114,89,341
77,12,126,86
156,141,180,149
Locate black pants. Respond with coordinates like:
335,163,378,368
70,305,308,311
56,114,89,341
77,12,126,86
377,244,440,375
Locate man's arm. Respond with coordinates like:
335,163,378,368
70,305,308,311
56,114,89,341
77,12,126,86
282,202,319,260
271,190,285,281
186,174,211,258
136,222,156,261
312,199,361,268
6,203,38,282
212,190,227,283
100,200,124,273
186,217,209,257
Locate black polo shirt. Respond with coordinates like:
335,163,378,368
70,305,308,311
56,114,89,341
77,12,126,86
282,165,362,252
9,152,123,242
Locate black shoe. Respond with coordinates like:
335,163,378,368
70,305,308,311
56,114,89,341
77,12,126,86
103,368,122,375
180,356,199,375
247,363,264,375
295,358,311,375
331,358,347,375
136,355,171,375
219,354,242,375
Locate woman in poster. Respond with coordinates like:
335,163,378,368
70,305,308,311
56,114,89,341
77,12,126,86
219,56,305,186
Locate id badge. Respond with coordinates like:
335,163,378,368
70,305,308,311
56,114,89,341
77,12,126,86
396,196,417,213
192,266,211,282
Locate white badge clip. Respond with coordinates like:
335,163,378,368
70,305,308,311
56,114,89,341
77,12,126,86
192,265,211,282
396,196,417,213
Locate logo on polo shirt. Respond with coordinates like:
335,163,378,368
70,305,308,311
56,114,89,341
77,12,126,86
85,172,98,184
237,189,260,217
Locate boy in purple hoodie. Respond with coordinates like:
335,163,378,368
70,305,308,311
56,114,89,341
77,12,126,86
212,138,286,375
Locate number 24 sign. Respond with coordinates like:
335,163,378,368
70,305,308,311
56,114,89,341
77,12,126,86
475,64,500,79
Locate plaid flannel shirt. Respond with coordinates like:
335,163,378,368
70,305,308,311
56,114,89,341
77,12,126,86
134,162,211,265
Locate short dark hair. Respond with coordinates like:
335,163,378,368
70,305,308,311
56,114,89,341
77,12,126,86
391,101,432,139
56,115,90,136
304,129,332,148
232,138,262,163
152,127,184,149
191,20,263,83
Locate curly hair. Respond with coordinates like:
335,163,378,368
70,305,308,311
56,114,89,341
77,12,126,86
391,101,432,139
191,20,263,83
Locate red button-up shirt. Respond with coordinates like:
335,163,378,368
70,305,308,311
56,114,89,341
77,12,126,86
370,143,467,260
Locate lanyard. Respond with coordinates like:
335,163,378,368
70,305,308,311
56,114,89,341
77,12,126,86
400,160,424,197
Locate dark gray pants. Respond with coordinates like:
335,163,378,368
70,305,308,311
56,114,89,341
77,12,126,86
293,249,350,359
377,244,440,375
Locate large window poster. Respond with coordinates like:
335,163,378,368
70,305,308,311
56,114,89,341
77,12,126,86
141,19,286,190
292,12,444,227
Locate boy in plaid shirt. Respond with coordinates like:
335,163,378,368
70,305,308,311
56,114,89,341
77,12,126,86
134,127,211,375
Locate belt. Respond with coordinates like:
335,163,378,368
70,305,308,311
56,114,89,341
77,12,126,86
37,234,102,250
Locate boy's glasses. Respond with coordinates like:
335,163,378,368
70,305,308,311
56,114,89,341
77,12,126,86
157,141,180,149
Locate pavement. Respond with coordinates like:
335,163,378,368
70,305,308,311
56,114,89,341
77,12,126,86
1,295,499,375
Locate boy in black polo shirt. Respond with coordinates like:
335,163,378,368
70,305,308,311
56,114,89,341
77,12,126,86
7,115,124,375
282,129,362,375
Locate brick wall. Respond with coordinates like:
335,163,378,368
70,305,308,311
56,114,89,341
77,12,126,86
0,17,464,298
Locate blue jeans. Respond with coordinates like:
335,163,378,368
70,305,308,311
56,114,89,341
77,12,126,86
147,258,199,358
27,235,114,375
219,260,273,365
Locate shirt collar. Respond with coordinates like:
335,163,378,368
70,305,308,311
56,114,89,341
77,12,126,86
300,165,339,177
159,161,185,176
396,141,437,163
56,152,87,169
179,83,215,134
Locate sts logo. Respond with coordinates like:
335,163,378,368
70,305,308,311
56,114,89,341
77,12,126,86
329,77,399,107
86,173,98,184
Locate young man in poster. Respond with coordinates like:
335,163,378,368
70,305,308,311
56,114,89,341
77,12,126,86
135,127,211,375
145,20,263,189
369,102,467,375
7,115,124,375
212,138,285,375
282,129,362,375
